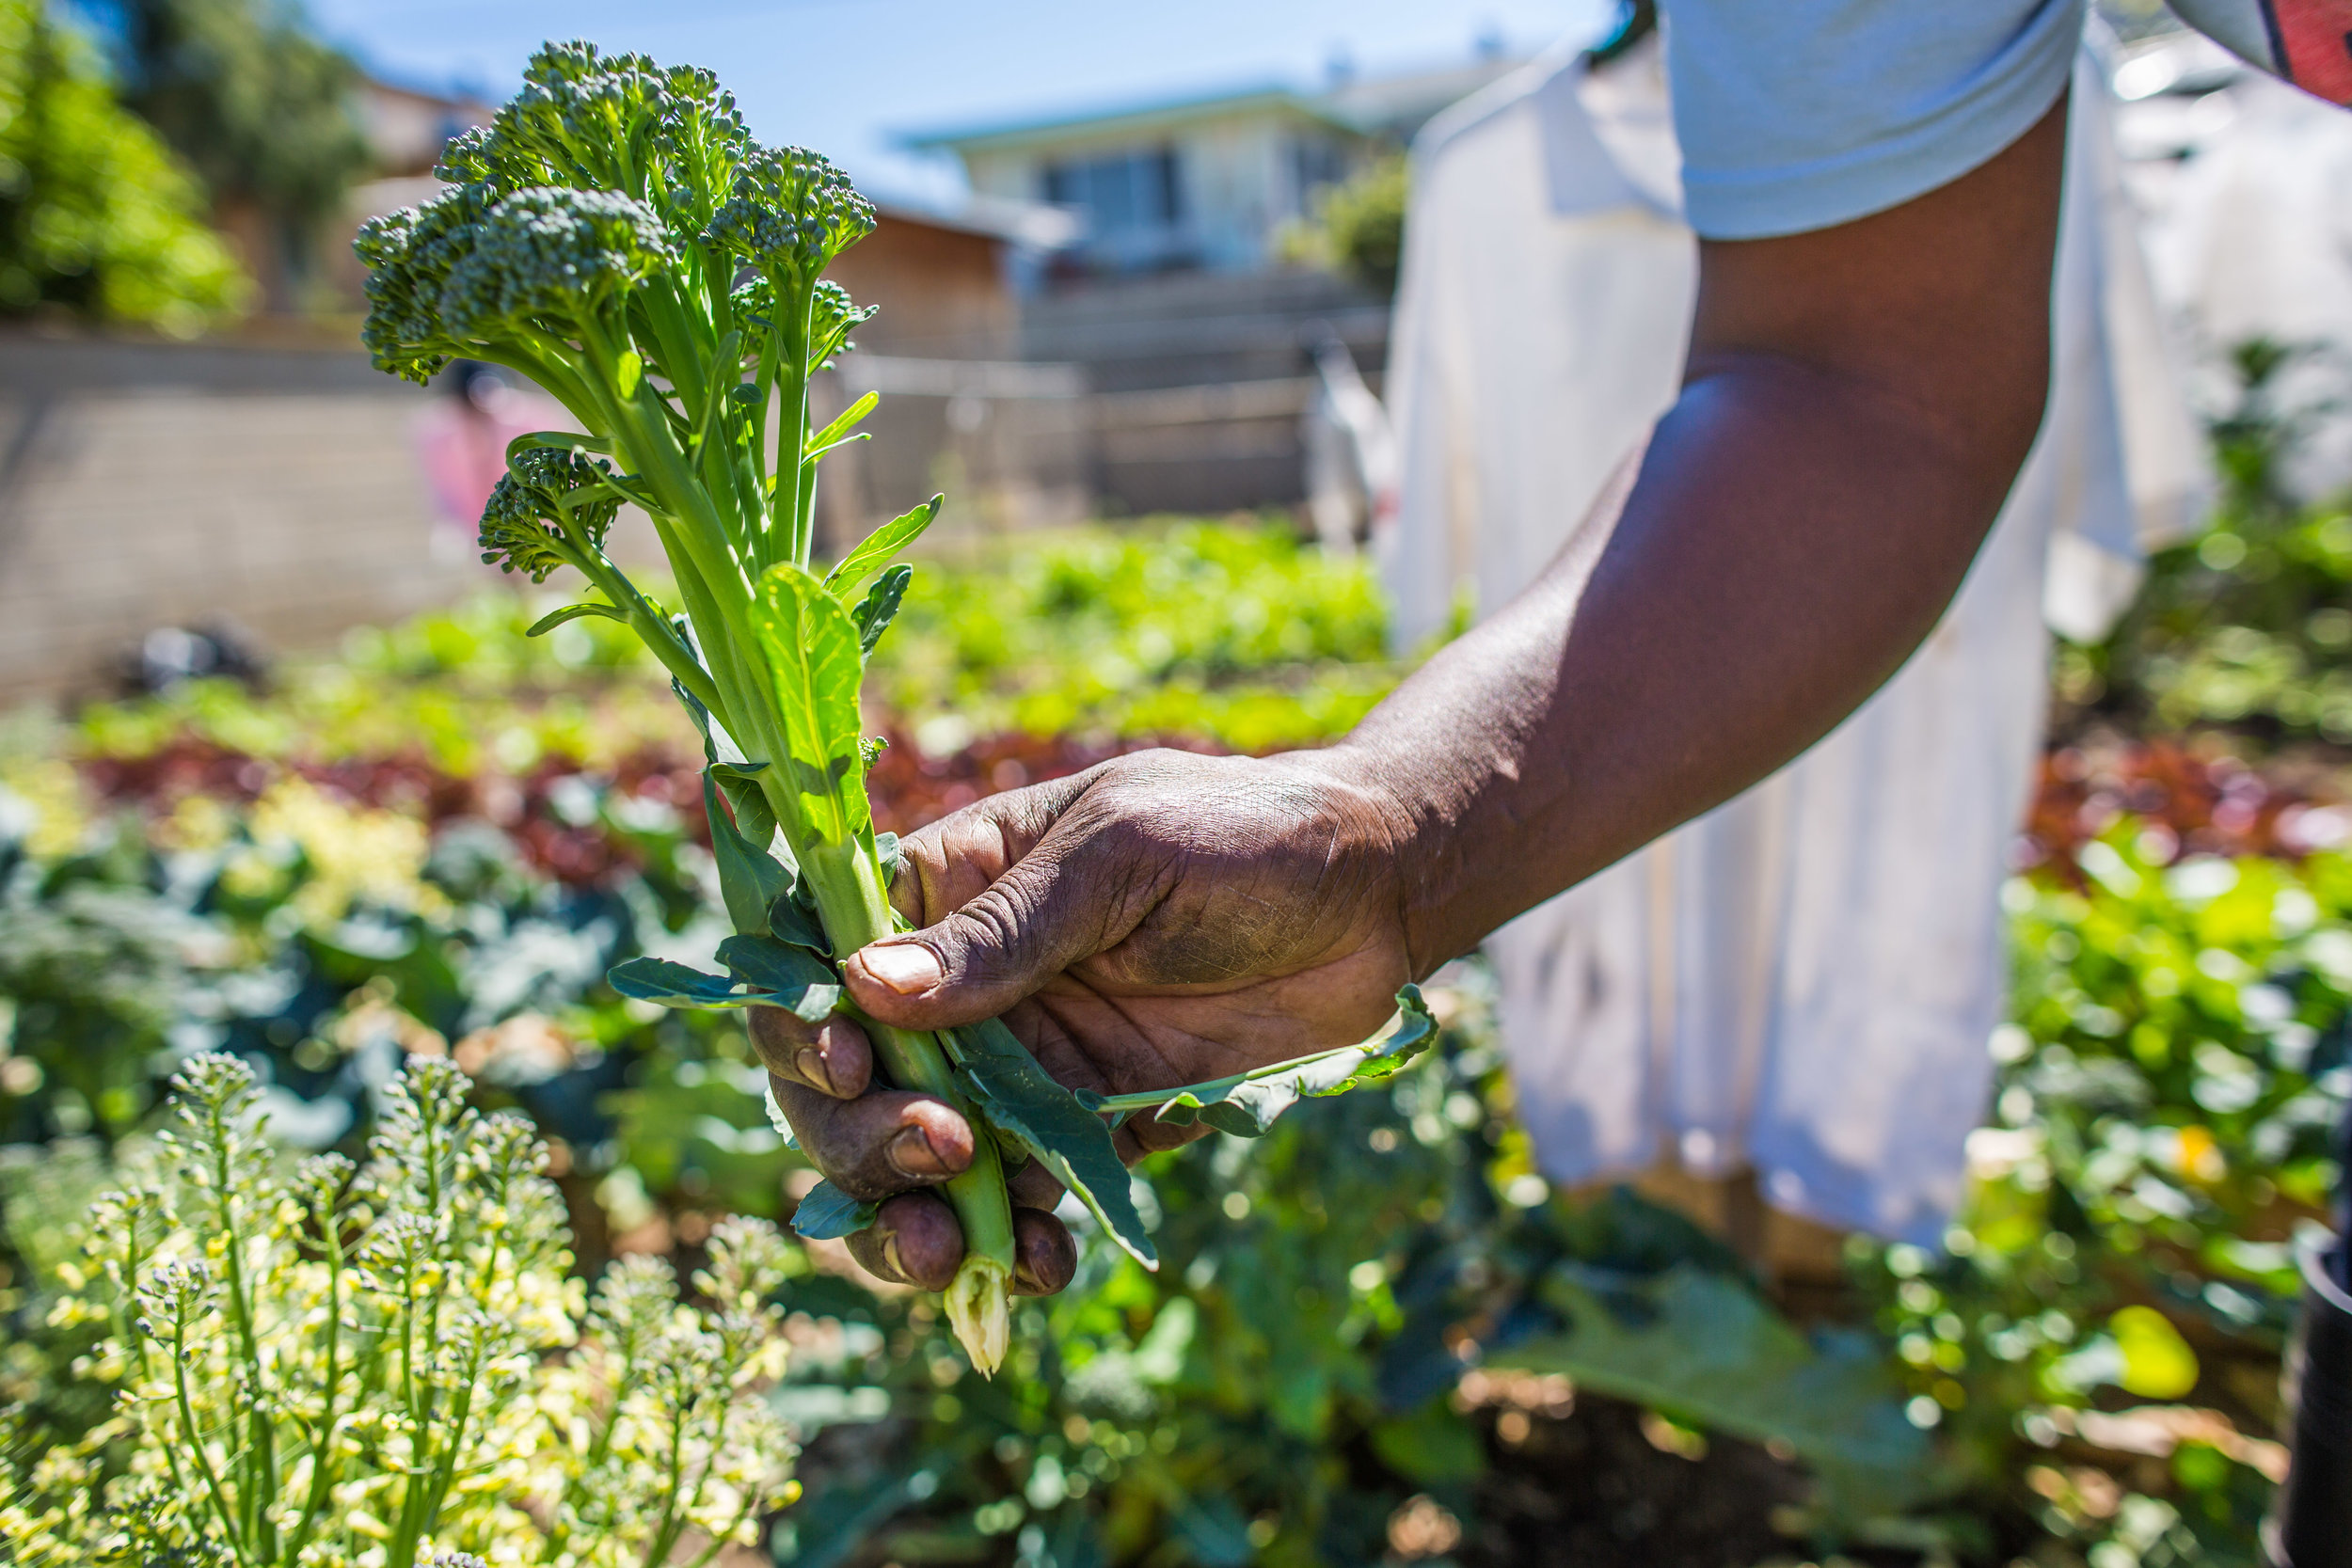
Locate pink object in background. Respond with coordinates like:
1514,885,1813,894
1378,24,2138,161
410,364,572,551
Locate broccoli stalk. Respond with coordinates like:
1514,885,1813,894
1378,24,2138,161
356,41,1016,1369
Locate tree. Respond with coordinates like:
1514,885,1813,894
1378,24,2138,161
113,0,369,305
1278,151,1408,296
0,0,246,333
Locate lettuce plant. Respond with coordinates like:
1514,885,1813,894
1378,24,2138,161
351,40,1433,1372
0,1053,797,1565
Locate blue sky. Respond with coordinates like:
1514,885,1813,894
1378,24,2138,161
304,0,1614,204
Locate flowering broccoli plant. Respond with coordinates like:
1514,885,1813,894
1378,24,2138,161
350,40,1434,1372
0,1054,797,1566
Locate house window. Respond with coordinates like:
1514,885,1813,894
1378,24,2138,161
1041,146,1184,258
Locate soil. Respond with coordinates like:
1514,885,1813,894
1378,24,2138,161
1456,1394,1819,1568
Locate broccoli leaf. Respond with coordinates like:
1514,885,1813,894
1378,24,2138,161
808,389,879,453
763,889,833,956
752,565,872,847
851,562,913,657
608,945,837,1019
876,831,903,884
668,678,792,931
505,429,614,465
791,1179,879,1240
823,495,942,595
608,957,770,1009
1076,986,1438,1138
526,601,628,636
946,1016,1158,1270
716,934,842,1022
705,772,792,938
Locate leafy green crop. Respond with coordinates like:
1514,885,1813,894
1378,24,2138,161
355,40,1427,1370
0,1054,797,1565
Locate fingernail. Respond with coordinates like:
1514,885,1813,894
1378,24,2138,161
886,1125,949,1179
795,1046,835,1097
1013,1254,1043,1292
879,1230,907,1282
860,942,942,995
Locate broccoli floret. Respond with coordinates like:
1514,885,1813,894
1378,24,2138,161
438,186,677,348
477,446,623,581
706,147,874,288
470,41,750,234
356,182,498,383
810,279,879,367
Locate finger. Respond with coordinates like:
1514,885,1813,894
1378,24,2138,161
847,805,1168,1034
1111,1111,1213,1165
845,1193,962,1291
1010,1206,1077,1296
1006,1156,1067,1211
747,1007,872,1100
888,768,1100,927
768,1074,975,1202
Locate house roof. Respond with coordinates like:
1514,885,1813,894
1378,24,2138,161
873,195,1081,250
898,82,1351,155
898,53,1530,157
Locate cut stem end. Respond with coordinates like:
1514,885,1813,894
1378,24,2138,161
943,1254,1011,1376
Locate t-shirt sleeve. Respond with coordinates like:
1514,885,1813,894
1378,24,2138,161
1663,0,2087,240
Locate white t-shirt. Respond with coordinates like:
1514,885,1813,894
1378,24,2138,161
1667,0,2352,240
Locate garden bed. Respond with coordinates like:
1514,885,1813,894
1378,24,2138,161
3,514,2347,1565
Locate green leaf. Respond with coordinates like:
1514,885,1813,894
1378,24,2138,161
505,429,614,467
1076,986,1437,1137
525,601,628,636
706,771,792,937
946,1016,1158,1270
751,565,872,848
851,562,912,657
809,389,880,452
671,677,747,766
875,831,903,884
822,495,942,594
716,934,842,1022
764,889,833,955
791,1179,878,1241
1490,1264,1934,1522
670,678,791,918
608,957,767,1009
2110,1306,2200,1399
614,349,644,399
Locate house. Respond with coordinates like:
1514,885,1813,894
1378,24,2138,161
902,52,1523,277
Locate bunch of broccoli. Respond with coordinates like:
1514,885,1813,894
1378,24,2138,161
357,40,1431,1375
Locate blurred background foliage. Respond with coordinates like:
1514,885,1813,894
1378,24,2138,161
105,0,370,304
0,0,246,331
2059,341,2352,747
1275,150,1408,297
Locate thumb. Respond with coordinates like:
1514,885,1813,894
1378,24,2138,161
844,819,1149,1031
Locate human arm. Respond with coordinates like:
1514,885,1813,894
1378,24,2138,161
767,95,2071,1291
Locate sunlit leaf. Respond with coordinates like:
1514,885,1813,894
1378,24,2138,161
1078,986,1436,1137
949,1016,1157,1269
822,495,941,595
752,564,872,848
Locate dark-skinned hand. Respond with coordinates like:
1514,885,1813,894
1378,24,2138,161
752,747,1415,1295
